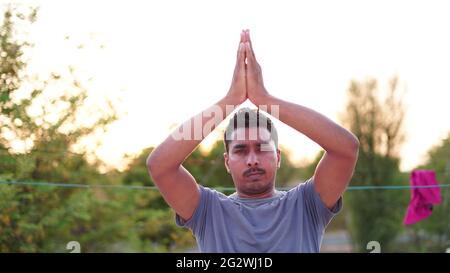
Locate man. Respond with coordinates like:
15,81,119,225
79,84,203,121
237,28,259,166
146,29,359,252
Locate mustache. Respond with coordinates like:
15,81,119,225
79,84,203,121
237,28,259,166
244,167,266,177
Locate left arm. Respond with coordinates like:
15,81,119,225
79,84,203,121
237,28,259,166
243,30,359,209
255,94,359,209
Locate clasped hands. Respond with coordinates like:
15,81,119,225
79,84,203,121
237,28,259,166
226,29,270,106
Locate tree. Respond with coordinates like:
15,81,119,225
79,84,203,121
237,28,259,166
0,5,124,252
341,76,407,252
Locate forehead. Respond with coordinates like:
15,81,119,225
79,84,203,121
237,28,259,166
229,127,272,146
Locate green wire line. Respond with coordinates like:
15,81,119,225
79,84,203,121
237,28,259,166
1,180,449,192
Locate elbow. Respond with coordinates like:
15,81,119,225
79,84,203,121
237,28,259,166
347,135,360,159
336,134,360,159
146,152,159,178
146,150,178,181
327,133,359,160
146,154,153,170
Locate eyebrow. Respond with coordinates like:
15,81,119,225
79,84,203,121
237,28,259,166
232,144,247,150
232,142,270,150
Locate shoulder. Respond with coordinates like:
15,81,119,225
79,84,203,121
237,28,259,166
196,185,236,209
285,177,315,198
199,185,229,200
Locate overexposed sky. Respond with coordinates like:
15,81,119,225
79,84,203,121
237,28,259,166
7,0,450,172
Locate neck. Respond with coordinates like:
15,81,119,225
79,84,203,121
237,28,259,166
237,188,275,199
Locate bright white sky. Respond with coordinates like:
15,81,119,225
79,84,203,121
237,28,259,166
7,0,450,172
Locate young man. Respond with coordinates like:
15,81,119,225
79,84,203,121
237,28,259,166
146,29,359,252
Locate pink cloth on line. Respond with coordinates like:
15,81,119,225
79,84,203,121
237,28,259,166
403,170,442,225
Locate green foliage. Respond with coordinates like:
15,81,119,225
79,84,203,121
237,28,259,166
0,5,131,252
0,185,122,252
342,77,407,252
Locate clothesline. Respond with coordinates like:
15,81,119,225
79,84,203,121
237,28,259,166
1,180,450,192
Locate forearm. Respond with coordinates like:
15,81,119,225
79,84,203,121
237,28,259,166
147,96,237,177
257,94,359,158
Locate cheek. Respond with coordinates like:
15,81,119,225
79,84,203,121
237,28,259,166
227,155,242,170
261,152,278,164
228,153,244,164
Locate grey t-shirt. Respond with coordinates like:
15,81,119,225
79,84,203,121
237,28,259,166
176,177,342,253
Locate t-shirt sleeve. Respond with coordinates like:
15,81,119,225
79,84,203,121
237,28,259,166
175,185,212,237
298,177,343,229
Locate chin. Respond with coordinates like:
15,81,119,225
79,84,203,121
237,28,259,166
242,181,270,193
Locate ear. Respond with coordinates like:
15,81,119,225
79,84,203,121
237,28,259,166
223,152,231,173
276,148,281,168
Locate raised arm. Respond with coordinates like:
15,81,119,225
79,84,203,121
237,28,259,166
146,31,248,221
243,30,359,209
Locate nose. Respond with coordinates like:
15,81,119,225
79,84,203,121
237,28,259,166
246,151,259,167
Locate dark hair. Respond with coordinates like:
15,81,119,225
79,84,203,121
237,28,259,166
223,107,278,153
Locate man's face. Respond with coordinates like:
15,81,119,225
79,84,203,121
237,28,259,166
224,127,281,198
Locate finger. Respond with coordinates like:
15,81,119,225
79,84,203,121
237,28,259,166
244,42,255,67
237,31,244,59
235,41,245,72
238,42,246,70
245,29,255,58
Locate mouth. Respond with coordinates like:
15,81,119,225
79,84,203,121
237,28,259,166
246,171,264,178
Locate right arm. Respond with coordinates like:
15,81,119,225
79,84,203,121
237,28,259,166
146,30,248,221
